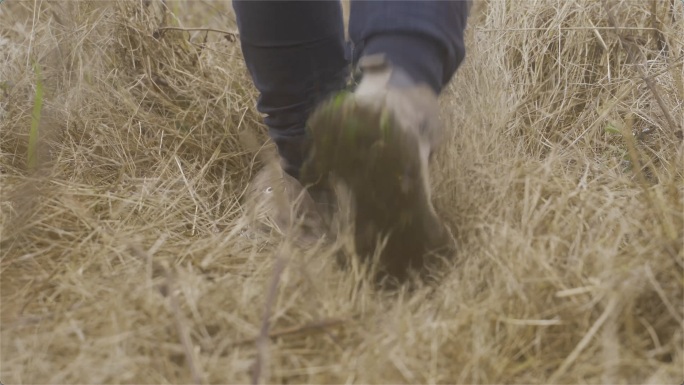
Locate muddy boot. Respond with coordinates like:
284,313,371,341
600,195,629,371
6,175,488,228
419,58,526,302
301,53,453,283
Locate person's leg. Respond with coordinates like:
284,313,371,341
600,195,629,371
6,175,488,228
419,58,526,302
233,1,349,180
348,0,470,94
302,1,471,283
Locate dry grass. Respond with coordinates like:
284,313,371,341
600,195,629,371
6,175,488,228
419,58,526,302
1,0,683,383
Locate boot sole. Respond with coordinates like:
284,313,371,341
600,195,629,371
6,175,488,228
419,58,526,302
301,92,449,282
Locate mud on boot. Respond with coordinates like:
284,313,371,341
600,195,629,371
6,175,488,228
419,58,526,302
301,54,454,283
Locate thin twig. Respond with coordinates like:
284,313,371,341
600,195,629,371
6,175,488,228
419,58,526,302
158,26,238,38
600,0,680,136
232,317,349,347
548,296,619,383
645,263,683,325
8,301,85,330
168,273,204,385
477,26,657,32
252,251,288,385
498,317,562,326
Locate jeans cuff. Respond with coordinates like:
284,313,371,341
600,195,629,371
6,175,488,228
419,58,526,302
359,33,445,94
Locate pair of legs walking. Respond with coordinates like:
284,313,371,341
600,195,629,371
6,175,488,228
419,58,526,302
235,1,470,281
233,0,469,178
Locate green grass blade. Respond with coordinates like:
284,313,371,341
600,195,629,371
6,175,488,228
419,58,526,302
604,124,621,135
28,61,43,170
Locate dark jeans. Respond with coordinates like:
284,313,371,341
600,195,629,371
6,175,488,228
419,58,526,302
233,1,470,179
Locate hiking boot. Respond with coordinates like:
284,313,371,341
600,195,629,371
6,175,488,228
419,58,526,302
300,53,453,282
245,160,335,246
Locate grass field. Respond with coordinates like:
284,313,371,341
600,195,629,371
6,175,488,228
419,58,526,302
1,0,683,383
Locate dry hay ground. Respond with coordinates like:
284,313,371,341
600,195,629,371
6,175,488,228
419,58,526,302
1,0,683,383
